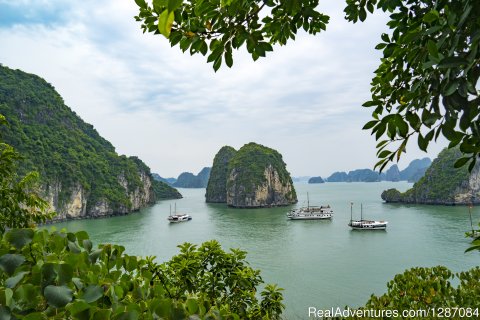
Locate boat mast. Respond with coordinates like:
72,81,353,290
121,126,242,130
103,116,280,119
169,204,172,217
307,192,310,209
469,204,474,233
360,203,363,221
350,202,353,223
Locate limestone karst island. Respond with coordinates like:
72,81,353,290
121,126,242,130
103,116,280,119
206,143,297,208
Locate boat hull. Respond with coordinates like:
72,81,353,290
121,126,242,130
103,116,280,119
168,214,192,223
287,213,333,220
348,221,387,230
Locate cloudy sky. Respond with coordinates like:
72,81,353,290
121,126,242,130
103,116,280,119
0,0,447,178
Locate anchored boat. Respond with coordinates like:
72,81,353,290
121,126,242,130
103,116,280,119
287,193,333,220
348,203,387,230
167,203,192,223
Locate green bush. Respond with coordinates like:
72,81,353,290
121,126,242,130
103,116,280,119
0,228,284,319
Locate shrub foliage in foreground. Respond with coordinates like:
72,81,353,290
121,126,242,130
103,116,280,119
0,228,284,319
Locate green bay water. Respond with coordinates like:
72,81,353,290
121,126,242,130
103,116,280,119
51,182,479,319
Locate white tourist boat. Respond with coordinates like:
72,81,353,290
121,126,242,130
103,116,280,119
287,193,333,220
167,204,192,223
348,203,387,230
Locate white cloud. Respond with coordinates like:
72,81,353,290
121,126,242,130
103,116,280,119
0,0,447,178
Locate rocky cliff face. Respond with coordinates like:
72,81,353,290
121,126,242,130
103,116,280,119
206,146,237,203
46,170,157,220
382,147,476,205
227,164,297,207
207,143,297,207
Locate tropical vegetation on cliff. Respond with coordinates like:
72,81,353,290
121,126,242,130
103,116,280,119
206,146,237,203
227,143,295,196
382,147,473,204
0,65,180,216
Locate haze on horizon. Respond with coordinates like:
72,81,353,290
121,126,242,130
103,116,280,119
0,0,447,178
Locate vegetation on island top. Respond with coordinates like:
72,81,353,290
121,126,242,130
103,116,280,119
382,146,472,204
134,0,480,171
0,65,180,212
226,142,296,197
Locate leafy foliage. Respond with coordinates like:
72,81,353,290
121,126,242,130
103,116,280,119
0,114,55,233
0,65,180,213
0,228,285,319
134,0,329,71
347,0,480,171
349,266,480,318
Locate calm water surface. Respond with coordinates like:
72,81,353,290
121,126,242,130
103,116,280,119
51,182,479,319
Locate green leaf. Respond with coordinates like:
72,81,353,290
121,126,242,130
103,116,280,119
423,10,439,23
155,298,173,317
438,57,469,68
358,8,367,22
89,249,103,264
158,10,175,38
186,298,199,314
5,271,29,288
454,157,470,168
58,263,73,285
167,0,183,12
225,51,233,68
92,309,112,320
381,33,389,43
44,285,73,308
395,116,408,137
426,40,438,58
213,56,222,72
418,134,428,151
378,150,392,158
82,285,103,303
83,239,92,252
66,300,91,316
0,254,25,276
363,120,378,130
5,229,34,249
134,0,148,9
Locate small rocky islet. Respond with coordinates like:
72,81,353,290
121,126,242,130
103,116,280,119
206,143,297,208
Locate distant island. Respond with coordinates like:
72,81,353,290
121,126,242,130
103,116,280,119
0,65,181,221
308,176,324,184
153,167,211,188
324,158,431,183
206,143,297,208
382,147,477,205
173,167,211,188
152,173,177,185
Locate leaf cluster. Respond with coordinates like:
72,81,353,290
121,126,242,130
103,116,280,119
350,0,480,171
134,0,329,71
359,266,480,316
0,228,285,319
0,115,55,233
